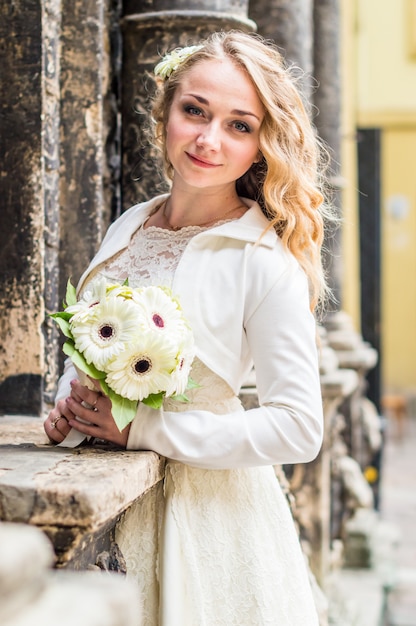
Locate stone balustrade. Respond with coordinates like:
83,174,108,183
0,521,140,626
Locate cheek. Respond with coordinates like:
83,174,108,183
166,116,190,153
234,141,260,170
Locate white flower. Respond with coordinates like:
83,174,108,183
65,276,108,318
164,332,195,397
132,286,189,343
105,333,178,401
70,294,141,370
154,45,203,79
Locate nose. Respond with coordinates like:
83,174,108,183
196,121,221,151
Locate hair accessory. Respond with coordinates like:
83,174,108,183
154,45,204,79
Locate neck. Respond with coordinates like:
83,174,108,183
161,186,244,231
161,198,243,231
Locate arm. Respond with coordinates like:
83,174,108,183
126,264,323,469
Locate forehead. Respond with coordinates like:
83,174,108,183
175,58,264,116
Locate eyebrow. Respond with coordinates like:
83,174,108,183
184,93,261,121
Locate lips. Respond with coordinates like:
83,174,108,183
186,152,221,168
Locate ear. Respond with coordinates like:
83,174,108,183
253,151,262,164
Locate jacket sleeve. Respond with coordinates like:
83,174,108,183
126,263,323,469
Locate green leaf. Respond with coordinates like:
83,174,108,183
186,377,200,390
50,311,72,322
171,393,190,403
49,315,73,339
62,342,105,380
105,386,138,432
141,392,165,409
65,278,77,307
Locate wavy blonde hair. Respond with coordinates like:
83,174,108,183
151,30,332,312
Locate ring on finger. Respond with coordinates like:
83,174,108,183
92,394,101,411
51,415,68,429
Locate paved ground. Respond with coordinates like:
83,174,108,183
381,410,416,626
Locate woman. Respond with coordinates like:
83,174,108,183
45,31,330,625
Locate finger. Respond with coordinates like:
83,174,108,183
55,414,72,437
87,376,103,393
45,415,66,443
67,416,98,437
66,395,103,426
70,379,102,409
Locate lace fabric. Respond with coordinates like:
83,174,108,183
109,223,319,625
101,221,228,289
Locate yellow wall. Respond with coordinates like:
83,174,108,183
382,129,416,389
341,0,416,393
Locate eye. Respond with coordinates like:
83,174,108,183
184,104,203,117
232,120,251,133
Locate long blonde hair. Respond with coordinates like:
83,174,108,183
151,30,332,312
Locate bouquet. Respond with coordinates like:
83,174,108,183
51,277,196,432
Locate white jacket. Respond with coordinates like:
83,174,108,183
56,194,323,469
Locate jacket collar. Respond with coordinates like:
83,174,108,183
129,194,277,248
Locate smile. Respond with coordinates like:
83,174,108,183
185,152,221,168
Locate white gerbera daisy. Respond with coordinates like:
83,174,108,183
70,294,141,370
65,276,108,318
132,286,188,343
164,333,196,397
105,334,178,401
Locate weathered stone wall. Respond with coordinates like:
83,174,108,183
248,0,314,98
0,0,118,412
0,0,48,414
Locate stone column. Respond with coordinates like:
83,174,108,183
0,0,61,415
58,0,116,293
313,0,343,307
248,0,314,100
120,1,256,209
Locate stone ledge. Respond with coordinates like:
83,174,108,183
0,416,166,566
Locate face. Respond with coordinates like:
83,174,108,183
165,58,264,194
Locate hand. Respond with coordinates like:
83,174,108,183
44,399,75,444
65,378,130,447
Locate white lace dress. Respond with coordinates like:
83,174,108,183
98,223,319,626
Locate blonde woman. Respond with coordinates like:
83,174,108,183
45,30,330,625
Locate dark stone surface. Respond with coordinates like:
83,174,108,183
0,375,43,417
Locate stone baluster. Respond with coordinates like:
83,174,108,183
0,521,140,626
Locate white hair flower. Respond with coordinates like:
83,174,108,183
154,45,203,79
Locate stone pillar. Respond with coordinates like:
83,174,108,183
120,1,256,209
58,0,116,294
248,0,314,100
0,0,61,415
313,0,343,307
